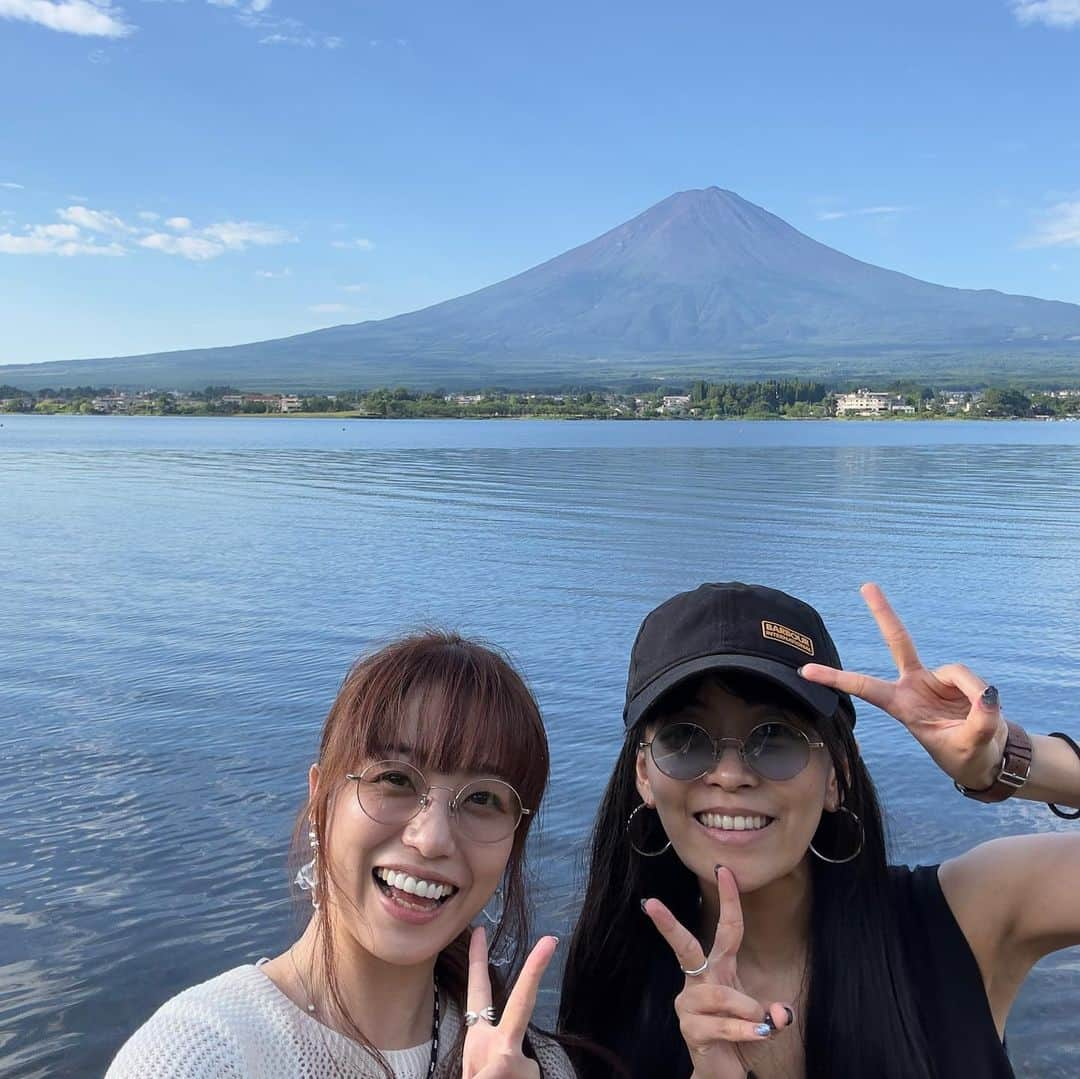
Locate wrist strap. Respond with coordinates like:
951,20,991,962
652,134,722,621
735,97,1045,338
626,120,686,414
1047,732,1080,820
956,721,1033,803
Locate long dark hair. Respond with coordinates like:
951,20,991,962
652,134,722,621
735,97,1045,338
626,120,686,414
293,631,552,1078
557,672,936,1079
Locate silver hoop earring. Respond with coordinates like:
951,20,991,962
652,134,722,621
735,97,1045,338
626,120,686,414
294,826,320,908
809,806,863,865
627,803,672,857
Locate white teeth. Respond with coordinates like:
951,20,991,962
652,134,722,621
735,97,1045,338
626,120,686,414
375,867,455,899
697,813,770,832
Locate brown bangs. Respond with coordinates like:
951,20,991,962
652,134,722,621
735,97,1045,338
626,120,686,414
319,631,549,816
299,630,555,1073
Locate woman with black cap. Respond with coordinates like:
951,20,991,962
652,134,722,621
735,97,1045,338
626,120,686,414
558,582,1080,1079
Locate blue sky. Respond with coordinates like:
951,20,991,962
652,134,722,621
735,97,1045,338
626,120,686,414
2,0,1080,366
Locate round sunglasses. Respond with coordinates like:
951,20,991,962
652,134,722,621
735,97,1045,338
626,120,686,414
639,720,825,782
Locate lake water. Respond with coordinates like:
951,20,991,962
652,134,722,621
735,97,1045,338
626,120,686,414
2,416,1079,1078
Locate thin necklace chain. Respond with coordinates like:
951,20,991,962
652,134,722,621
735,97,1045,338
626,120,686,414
289,946,441,1077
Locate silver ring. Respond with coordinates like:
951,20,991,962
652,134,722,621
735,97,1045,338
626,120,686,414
464,1010,480,1027
480,1005,498,1024
680,957,709,976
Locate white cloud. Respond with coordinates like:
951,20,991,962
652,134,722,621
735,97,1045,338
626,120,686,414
332,237,375,250
137,210,160,221
1023,201,1080,247
138,232,224,260
260,31,298,44
223,1,341,48
256,267,291,278
341,283,368,292
309,303,349,313
139,218,294,259
201,220,295,249
258,27,341,47
58,204,132,233
817,205,908,221
0,0,133,38
0,204,295,260
1012,1,1080,28
0,221,126,256
208,0,272,10
1,181,24,190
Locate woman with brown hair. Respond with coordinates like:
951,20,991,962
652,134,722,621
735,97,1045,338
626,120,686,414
108,631,575,1078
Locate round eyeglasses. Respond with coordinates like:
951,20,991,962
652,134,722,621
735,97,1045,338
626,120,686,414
639,721,825,782
344,760,530,844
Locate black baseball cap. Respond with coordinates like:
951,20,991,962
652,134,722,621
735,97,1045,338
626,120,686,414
623,582,856,729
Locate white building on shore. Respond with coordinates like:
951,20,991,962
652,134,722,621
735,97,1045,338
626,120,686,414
835,389,915,416
660,394,692,414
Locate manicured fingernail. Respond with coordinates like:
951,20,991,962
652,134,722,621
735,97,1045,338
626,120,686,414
797,665,806,677
640,898,649,913
981,686,999,708
754,1023,772,1037
762,1012,777,1031
551,936,560,947
783,1005,795,1026
714,864,723,878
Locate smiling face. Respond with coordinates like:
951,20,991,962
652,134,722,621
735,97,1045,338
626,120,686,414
314,721,518,968
635,675,840,895
304,634,548,977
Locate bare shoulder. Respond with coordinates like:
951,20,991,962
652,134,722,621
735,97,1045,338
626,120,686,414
941,833,1080,990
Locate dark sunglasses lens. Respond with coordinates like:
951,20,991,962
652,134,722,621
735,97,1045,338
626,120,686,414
651,723,715,779
745,723,811,780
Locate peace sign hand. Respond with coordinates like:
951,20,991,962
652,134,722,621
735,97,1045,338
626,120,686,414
799,583,1007,790
642,867,794,1079
461,926,558,1079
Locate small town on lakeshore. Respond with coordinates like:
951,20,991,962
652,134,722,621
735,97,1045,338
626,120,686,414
3,380,1080,420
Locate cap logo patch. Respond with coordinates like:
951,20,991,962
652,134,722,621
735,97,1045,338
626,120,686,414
761,620,815,657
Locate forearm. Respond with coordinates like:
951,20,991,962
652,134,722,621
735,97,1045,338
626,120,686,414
1017,733,1080,808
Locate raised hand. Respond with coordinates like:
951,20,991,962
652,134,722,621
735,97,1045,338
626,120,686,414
799,582,1007,790
461,926,558,1079
642,867,794,1079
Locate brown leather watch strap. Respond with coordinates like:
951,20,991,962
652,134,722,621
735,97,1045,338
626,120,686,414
956,721,1033,803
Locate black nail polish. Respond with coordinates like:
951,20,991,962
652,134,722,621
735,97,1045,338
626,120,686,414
981,686,999,709
640,898,649,913
714,863,723,878
762,1011,778,1031
783,1006,795,1026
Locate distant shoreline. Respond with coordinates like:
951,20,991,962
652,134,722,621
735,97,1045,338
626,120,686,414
4,382,1077,420
5,411,1075,423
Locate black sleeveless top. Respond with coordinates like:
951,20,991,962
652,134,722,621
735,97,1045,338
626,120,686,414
888,863,1014,1079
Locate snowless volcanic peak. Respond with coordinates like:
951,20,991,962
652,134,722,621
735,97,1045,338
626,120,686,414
6,186,1080,390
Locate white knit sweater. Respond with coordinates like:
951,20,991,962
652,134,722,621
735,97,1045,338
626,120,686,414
106,964,576,1078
